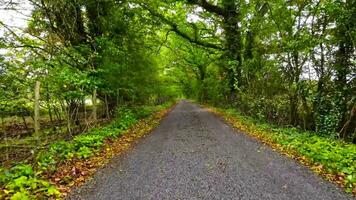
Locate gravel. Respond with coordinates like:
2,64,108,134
68,100,353,200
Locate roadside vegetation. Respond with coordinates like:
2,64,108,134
0,102,175,199
208,106,356,194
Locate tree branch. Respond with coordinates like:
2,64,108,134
187,0,226,17
141,4,223,50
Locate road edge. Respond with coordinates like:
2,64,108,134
200,103,355,196
51,102,178,198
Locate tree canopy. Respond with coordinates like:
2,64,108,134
0,0,355,141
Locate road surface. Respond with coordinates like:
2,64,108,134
68,101,352,200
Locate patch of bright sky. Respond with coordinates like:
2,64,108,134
187,6,223,35
0,0,33,30
0,0,33,55
187,7,203,23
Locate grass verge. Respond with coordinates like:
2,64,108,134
0,101,176,199
205,105,356,195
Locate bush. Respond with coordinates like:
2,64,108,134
74,135,105,149
112,107,138,129
76,146,93,159
132,105,156,118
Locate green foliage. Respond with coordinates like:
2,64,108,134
36,107,138,170
74,135,104,149
314,95,342,137
11,191,29,200
76,146,94,159
131,103,175,119
112,107,138,130
132,105,157,118
0,165,59,199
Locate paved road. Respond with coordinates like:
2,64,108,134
69,101,353,200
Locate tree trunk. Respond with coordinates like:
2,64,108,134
289,93,298,126
339,105,356,142
222,0,242,93
335,41,351,131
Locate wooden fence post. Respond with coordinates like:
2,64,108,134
92,89,97,122
34,81,40,139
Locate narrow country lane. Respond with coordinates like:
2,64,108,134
68,101,353,200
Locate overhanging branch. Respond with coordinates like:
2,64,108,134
141,4,224,50
187,0,226,17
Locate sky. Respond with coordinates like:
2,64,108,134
0,0,33,35
0,0,33,56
